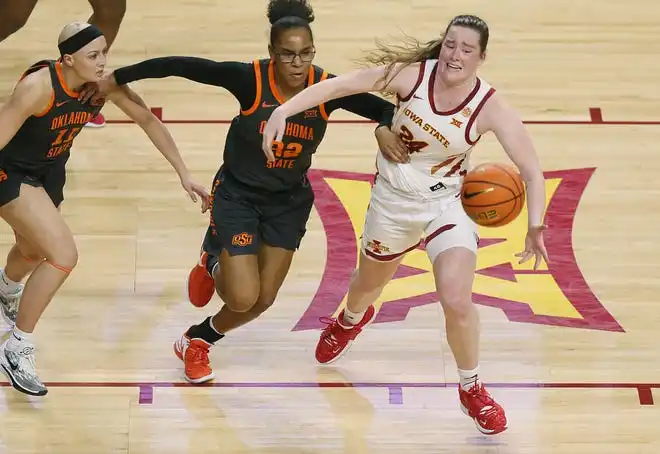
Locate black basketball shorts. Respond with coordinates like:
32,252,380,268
0,163,66,208
202,168,315,257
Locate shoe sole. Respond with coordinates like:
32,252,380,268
316,310,377,365
173,342,215,384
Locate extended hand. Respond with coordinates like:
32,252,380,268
261,107,288,162
180,175,211,213
515,225,549,270
78,71,118,104
375,126,409,163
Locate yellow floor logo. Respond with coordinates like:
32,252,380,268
293,167,623,333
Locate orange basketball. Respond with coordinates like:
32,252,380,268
461,163,525,227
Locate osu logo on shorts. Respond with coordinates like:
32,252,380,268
0,169,7,182
232,232,253,247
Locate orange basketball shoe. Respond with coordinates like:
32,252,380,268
187,252,216,308
459,382,508,435
315,305,376,364
173,332,215,384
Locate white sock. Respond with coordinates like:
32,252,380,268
0,269,21,294
458,366,480,391
342,306,366,326
7,327,33,351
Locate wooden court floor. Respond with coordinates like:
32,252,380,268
1,0,660,452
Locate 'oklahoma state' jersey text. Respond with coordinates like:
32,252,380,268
0,60,104,173
222,59,330,192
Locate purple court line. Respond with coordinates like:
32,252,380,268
2,381,656,406
139,385,153,404
109,106,660,126
2,381,656,389
388,386,403,405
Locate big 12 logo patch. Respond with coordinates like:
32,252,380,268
292,167,623,333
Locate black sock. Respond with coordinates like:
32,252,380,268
186,316,224,344
205,254,219,277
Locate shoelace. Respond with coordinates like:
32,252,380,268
467,385,501,422
16,345,41,381
318,316,353,346
189,345,210,365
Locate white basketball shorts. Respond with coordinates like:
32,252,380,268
360,177,479,263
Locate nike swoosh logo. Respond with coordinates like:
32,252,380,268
463,188,494,199
261,102,277,108
5,351,18,371
55,101,70,107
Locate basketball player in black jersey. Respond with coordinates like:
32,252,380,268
0,22,208,396
0,0,127,127
90,0,407,383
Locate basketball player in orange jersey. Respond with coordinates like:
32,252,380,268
95,0,407,385
0,22,209,396
263,14,549,435
0,0,127,127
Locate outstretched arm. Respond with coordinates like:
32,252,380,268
83,57,257,111
106,85,210,211
261,64,414,160
478,93,548,268
113,57,249,89
276,66,394,120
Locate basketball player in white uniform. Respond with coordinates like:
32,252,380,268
262,15,549,435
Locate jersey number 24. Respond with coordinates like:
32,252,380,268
398,125,466,178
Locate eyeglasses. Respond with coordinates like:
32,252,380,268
274,48,316,63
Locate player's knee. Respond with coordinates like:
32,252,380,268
222,282,259,313
437,287,473,321
250,294,277,316
44,240,79,271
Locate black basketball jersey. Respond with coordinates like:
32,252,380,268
0,60,104,174
222,59,330,193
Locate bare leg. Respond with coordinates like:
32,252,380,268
343,252,402,321
432,246,507,435
211,244,294,334
432,247,480,372
0,184,78,396
0,186,77,333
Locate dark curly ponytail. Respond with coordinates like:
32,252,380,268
267,0,315,45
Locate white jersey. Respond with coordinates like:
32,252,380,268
376,59,495,197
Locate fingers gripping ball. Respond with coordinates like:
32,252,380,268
461,163,525,227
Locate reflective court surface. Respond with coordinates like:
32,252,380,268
0,0,659,452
